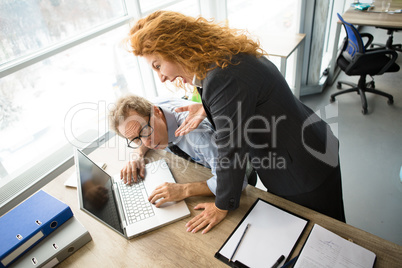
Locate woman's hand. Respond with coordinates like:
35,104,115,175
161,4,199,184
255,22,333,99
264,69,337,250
148,182,187,207
185,203,228,234
120,154,145,184
174,103,206,136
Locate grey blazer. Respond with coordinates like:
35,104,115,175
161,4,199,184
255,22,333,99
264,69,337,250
198,53,340,210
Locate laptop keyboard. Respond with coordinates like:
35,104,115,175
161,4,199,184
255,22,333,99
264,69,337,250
117,180,155,224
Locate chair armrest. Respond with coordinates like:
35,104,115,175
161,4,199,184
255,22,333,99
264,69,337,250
360,33,374,49
368,49,398,75
345,49,398,75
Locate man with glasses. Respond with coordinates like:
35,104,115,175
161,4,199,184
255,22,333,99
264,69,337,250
109,94,249,208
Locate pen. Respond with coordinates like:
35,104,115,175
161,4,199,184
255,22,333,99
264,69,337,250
270,254,285,268
229,223,250,262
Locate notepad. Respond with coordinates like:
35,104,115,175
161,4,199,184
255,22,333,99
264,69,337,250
215,198,308,268
294,224,376,268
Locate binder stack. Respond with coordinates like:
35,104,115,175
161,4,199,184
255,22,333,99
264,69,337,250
10,216,92,268
0,190,91,268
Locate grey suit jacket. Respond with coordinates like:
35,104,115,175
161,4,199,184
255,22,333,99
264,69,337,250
199,53,339,210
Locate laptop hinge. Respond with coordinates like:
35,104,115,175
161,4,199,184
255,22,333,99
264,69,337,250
113,183,128,229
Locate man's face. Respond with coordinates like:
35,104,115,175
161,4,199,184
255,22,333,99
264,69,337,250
117,106,169,150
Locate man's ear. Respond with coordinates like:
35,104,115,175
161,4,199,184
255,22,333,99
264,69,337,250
153,105,162,117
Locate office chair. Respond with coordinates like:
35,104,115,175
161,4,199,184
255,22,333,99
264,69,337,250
371,28,402,53
330,14,400,114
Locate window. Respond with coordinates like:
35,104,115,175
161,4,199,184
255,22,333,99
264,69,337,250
0,0,131,213
139,0,200,16
0,0,126,67
0,0,201,214
0,26,135,179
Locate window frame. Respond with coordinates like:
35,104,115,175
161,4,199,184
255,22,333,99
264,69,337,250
0,0,202,215
0,0,130,214
0,4,131,79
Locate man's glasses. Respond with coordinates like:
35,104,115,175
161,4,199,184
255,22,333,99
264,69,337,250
126,115,154,149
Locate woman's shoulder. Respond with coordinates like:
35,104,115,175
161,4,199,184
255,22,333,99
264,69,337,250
205,53,275,85
208,53,271,74
232,53,269,65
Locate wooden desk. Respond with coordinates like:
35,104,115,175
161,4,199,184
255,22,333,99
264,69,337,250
41,137,402,267
328,0,402,84
343,1,402,28
259,33,306,98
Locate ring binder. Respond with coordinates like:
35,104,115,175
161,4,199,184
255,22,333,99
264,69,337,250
10,216,92,268
0,190,73,267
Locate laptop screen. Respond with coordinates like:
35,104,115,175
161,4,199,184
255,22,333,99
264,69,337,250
75,149,124,234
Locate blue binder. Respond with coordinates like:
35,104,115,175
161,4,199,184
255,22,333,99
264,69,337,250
0,190,73,267
10,216,92,268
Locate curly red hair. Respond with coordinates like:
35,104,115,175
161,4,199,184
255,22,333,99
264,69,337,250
127,11,266,80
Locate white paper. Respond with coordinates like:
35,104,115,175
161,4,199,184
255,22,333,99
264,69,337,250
294,224,376,268
218,199,308,268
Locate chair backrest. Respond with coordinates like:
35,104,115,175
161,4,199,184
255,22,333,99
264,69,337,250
337,13,365,60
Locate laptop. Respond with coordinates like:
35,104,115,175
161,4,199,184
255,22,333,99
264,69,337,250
74,149,190,239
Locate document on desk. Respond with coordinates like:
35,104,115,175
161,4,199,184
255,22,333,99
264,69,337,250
215,198,308,268
294,224,376,268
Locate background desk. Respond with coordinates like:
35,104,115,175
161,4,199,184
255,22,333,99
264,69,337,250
42,137,402,267
328,1,402,84
342,1,402,28
259,33,306,98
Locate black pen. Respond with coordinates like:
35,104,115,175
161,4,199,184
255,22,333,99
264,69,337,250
229,223,250,262
270,254,285,268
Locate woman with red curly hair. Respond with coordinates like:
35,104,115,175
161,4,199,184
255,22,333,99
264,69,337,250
126,10,345,234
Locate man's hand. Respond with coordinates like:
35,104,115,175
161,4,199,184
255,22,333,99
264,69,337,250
120,154,145,184
174,103,207,136
185,203,228,234
148,182,188,207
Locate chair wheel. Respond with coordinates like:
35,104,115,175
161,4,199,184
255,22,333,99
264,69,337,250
388,98,394,105
337,82,342,89
330,96,336,103
362,108,368,115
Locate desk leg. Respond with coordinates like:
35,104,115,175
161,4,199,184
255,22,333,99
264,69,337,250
328,23,342,85
280,57,287,78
